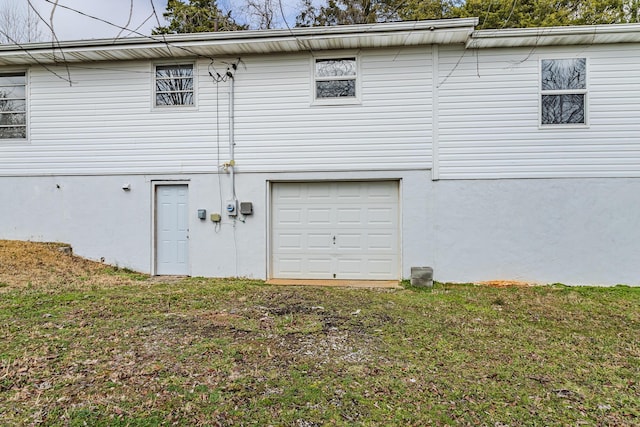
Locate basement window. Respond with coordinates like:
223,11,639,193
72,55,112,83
0,72,26,139
155,64,194,107
314,57,358,102
540,58,587,126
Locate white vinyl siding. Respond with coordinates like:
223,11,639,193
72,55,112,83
235,49,432,172
0,48,431,176
437,44,640,179
4,61,225,175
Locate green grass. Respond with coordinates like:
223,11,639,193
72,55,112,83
1,279,638,426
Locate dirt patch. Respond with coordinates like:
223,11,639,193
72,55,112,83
477,280,536,288
0,240,146,289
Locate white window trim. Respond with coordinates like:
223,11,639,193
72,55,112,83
0,69,29,143
310,54,361,106
152,61,198,111
539,57,589,129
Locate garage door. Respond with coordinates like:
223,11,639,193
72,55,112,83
271,181,399,280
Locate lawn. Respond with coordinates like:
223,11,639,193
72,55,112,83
0,241,638,426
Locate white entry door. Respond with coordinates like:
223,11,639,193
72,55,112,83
155,184,189,275
271,181,399,280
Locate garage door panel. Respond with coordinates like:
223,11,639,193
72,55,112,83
307,184,332,199
308,258,332,275
276,208,303,224
336,234,362,250
272,181,399,280
367,207,395,225
336,258,364,275
367,258,398,278
276,183,303,200
276,233,303,250
336,182,364,200
308,208,331,224
336,208,362,224
368,233,394,250
367,181,397,199
307,233,332,249
277,258,303,275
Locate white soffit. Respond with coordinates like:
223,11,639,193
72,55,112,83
469,23,640,49
0,19,477,66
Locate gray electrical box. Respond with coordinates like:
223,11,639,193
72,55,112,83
240,202,253,215
197,209,207,220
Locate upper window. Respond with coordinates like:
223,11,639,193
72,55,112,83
540,58,586,125
0,72,26,139
314,58,357,100
155,64,194,107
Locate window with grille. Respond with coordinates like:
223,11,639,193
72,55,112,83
155,64,194,107
314,58,357,101
541,58,587,126
0,72,26,139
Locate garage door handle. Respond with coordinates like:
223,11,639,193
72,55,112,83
332,236,336,244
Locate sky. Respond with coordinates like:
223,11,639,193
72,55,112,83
25,0,169,41
23,0,300,42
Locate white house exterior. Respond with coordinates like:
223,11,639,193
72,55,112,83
0,19,639,285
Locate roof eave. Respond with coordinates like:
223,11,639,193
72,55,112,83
468,22,640,49
0,19,478,66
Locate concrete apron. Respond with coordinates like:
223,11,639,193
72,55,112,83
266,279,402,289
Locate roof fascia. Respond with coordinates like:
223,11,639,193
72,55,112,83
0,19,478,65
468,23,640,49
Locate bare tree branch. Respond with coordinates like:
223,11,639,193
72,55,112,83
0,0,44,43
244,0,277,29
115,0,136,40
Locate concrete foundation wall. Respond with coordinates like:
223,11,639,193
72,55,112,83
432,178,640,285
0,170,432,280
1,173,638,285
0,175,152,271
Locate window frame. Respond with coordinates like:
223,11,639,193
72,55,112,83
0,69,28,142
311,54,361,106
539,57,588,128
152,62,197,110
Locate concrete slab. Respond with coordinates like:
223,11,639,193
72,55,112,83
265,279,402,289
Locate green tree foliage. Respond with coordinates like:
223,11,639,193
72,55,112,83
153,0,247,34
296,0,640,28
458,0,638,29
397,0,464,21
296,0,400,26
295,0,463,26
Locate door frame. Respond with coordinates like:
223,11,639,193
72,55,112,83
151,180,190,276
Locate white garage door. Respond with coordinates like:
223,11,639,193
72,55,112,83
271,181,399,280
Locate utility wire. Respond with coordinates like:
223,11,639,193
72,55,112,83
123,12,155,38
41,0,214,61
150,0,164,28
0,27,72,84
277,0,314,55
148,0,174,58
114,0,135,41
26,0,72,85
